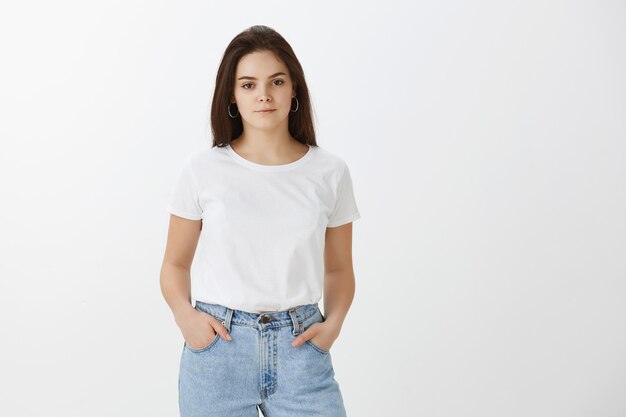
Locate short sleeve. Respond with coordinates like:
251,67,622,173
166,155,203,220
327,161,361,228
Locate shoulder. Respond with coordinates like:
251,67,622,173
183,145,228,169
187,145,225,161
310,145,349,173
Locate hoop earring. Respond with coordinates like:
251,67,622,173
228,103,239,118
290,97,299,112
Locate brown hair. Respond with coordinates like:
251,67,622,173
210,25,317,148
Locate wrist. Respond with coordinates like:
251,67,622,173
324,316,344,334
173,302,195,323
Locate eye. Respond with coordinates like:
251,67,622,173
241,79,284,89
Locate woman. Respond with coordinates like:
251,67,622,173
161,25,361,417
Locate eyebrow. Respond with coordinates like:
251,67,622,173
237,72,287,81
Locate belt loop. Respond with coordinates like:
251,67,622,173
222,307,234,333
288,307,301,336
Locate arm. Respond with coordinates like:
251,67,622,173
160,214,233,345
160,214,202,320
291,221,356,349
323,221,356,332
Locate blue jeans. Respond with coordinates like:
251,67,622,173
179,301,347,417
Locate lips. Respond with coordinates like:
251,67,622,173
257,109,275,113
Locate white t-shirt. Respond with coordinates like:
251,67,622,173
166,143,361,313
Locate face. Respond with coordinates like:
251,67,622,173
232,50,296,131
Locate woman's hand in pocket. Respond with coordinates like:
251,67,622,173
175,305,232,349
292,321,339,351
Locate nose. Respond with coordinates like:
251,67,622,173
257,86,271,102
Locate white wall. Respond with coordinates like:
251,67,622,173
1,1,624,416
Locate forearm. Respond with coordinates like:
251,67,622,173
160,263,195,320
323,269,355,330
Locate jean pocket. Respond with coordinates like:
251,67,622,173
184,333,220,353
302,310,330,355
306,338,330,355
184,305,222,353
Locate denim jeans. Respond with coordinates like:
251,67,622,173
179,301,347,417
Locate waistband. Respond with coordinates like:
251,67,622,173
194,301,322,335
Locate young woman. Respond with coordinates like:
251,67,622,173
160,25,361,417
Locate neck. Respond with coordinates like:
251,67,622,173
233,129,297,155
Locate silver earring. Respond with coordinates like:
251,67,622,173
290,97,299,112
228,103,239,118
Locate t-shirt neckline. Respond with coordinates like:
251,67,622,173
225,143,314,172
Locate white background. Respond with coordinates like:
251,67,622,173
1,1,625,416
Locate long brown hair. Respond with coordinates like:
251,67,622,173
210,25,317,148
